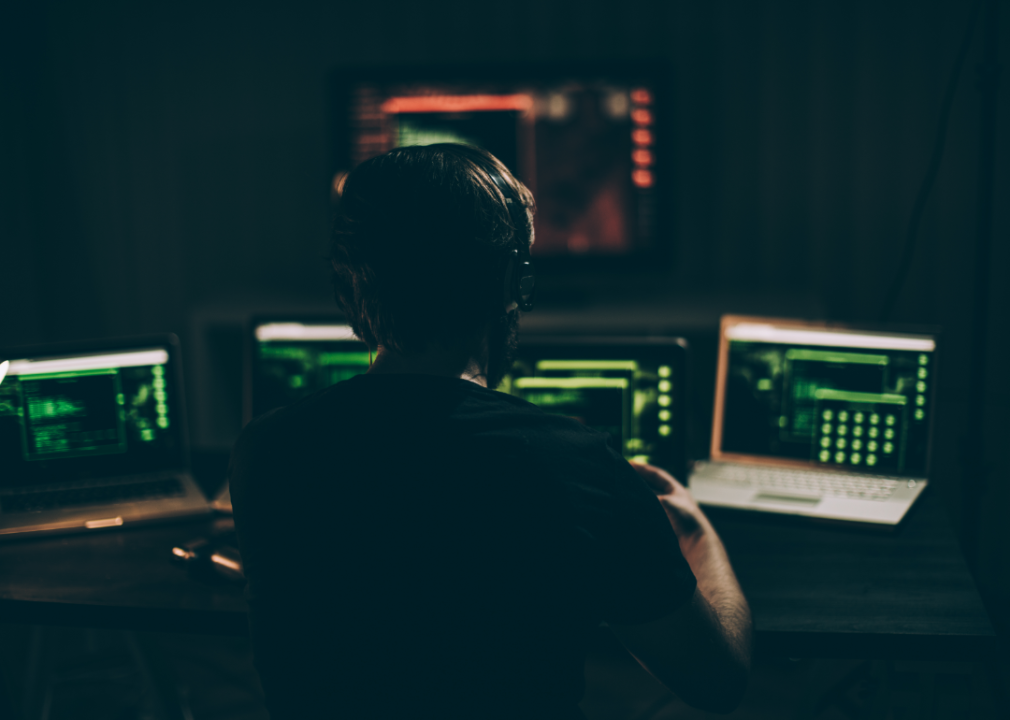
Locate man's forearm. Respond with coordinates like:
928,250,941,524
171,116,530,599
679,523,753,665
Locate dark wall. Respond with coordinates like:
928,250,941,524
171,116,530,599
2,0,1008,642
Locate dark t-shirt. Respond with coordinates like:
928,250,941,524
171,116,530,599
230,374,696,719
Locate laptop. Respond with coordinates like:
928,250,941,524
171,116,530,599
0,336,210,538
689,316,937,526
501,335,689,484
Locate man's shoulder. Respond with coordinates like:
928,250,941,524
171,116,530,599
237,379,363,448
235,374,616,464
460,388,630,486
465,385,608,440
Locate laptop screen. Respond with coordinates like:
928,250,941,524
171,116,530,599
714,318,937,477
0,343,187,488
248,321,370,422
498,337,687,478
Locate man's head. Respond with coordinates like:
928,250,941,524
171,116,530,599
330,144,534,387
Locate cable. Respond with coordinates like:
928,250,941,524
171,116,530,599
879,0,984,322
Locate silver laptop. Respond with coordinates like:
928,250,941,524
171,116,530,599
689,316,936,526
0,336,210,538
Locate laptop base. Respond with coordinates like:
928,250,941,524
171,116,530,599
690,461,927,527
0,474,211,540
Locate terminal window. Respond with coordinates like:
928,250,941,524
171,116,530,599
20,370,127,460
500,358,675,465
0,363,174,464
722,343,932,476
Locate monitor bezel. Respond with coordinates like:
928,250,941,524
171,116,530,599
710,315,940,477
327,60,675,277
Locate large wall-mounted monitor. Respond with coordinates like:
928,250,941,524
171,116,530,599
329,63,671,271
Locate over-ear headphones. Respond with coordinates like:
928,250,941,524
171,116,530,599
486,170,536,313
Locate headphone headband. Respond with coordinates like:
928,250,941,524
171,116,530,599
486,169,535,313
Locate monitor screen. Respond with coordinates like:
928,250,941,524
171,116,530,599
498,337,687,478
717,321,937,476
330,64,666,261
249,321,371,422
0,344,186,487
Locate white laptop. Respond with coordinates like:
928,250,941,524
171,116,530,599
689,316,937,526
0,336,210,538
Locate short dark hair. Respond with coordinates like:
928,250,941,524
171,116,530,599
330,144,534,356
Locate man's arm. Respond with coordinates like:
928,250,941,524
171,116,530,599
609,463,752,714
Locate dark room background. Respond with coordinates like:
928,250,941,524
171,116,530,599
3,0,1008,652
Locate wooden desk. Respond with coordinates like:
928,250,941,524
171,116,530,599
0,518,248,637
0,485,996,660
709,489,996,661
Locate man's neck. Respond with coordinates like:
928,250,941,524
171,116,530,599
367,344,488,388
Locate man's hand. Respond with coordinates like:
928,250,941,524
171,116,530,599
614,460,753,713
628,461,708,540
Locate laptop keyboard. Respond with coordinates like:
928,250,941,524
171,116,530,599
696,463,904,500
1,478,185,513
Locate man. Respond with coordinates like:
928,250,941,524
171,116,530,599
230,144,751,719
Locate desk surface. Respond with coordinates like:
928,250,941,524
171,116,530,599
0,485,996,660
708,489,996,660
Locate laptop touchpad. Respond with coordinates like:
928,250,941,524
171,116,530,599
752,492,821,506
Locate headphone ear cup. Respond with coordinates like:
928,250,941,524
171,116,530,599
486,168,535,312
514,261,536,312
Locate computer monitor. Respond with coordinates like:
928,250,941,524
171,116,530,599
712,316,938,477
329,63,669,267
0,336,189,487
246,318,371,423
499,336,688,481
